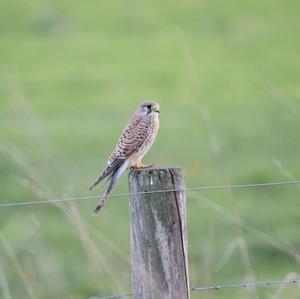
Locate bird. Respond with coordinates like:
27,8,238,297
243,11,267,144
89,101,160,214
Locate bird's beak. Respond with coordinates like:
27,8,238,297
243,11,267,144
152,105,160,113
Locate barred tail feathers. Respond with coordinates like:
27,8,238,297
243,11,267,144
92,159,129,214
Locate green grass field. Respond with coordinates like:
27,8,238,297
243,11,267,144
1,0,300,298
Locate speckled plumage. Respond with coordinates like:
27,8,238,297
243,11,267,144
90,101,160,214
109,112,159,166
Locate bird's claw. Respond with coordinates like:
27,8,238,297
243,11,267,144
131,162,154,169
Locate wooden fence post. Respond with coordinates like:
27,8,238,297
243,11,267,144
128,167,189,299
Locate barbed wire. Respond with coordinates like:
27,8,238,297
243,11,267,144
89,278,300,299
0,180,299,209
191,278,300,291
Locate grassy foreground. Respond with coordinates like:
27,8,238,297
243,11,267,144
0,0,300,298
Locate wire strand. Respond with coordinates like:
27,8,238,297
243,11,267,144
89,293,131,299
0,180,299,209
89,278,300,299
191,278,300,291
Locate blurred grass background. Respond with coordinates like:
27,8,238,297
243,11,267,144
0,0,300,298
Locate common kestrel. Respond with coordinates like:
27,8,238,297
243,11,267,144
89,101,160,214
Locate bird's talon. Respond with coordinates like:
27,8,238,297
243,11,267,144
142,163,154,168
132,162,154,169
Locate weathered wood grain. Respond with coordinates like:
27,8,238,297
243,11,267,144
128,167,189,299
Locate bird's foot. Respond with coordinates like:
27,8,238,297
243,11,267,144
131,161,154,169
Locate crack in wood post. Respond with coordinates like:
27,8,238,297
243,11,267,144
169,169,190,299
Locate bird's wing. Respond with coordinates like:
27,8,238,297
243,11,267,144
107,116,151,165
93,159,130,214
89,116,151,191
89,158,126,191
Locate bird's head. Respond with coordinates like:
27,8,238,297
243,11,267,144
137,101,160,116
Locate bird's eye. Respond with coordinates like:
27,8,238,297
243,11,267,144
147,105,151,109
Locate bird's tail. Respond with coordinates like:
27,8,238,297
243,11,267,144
93,160,129,215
